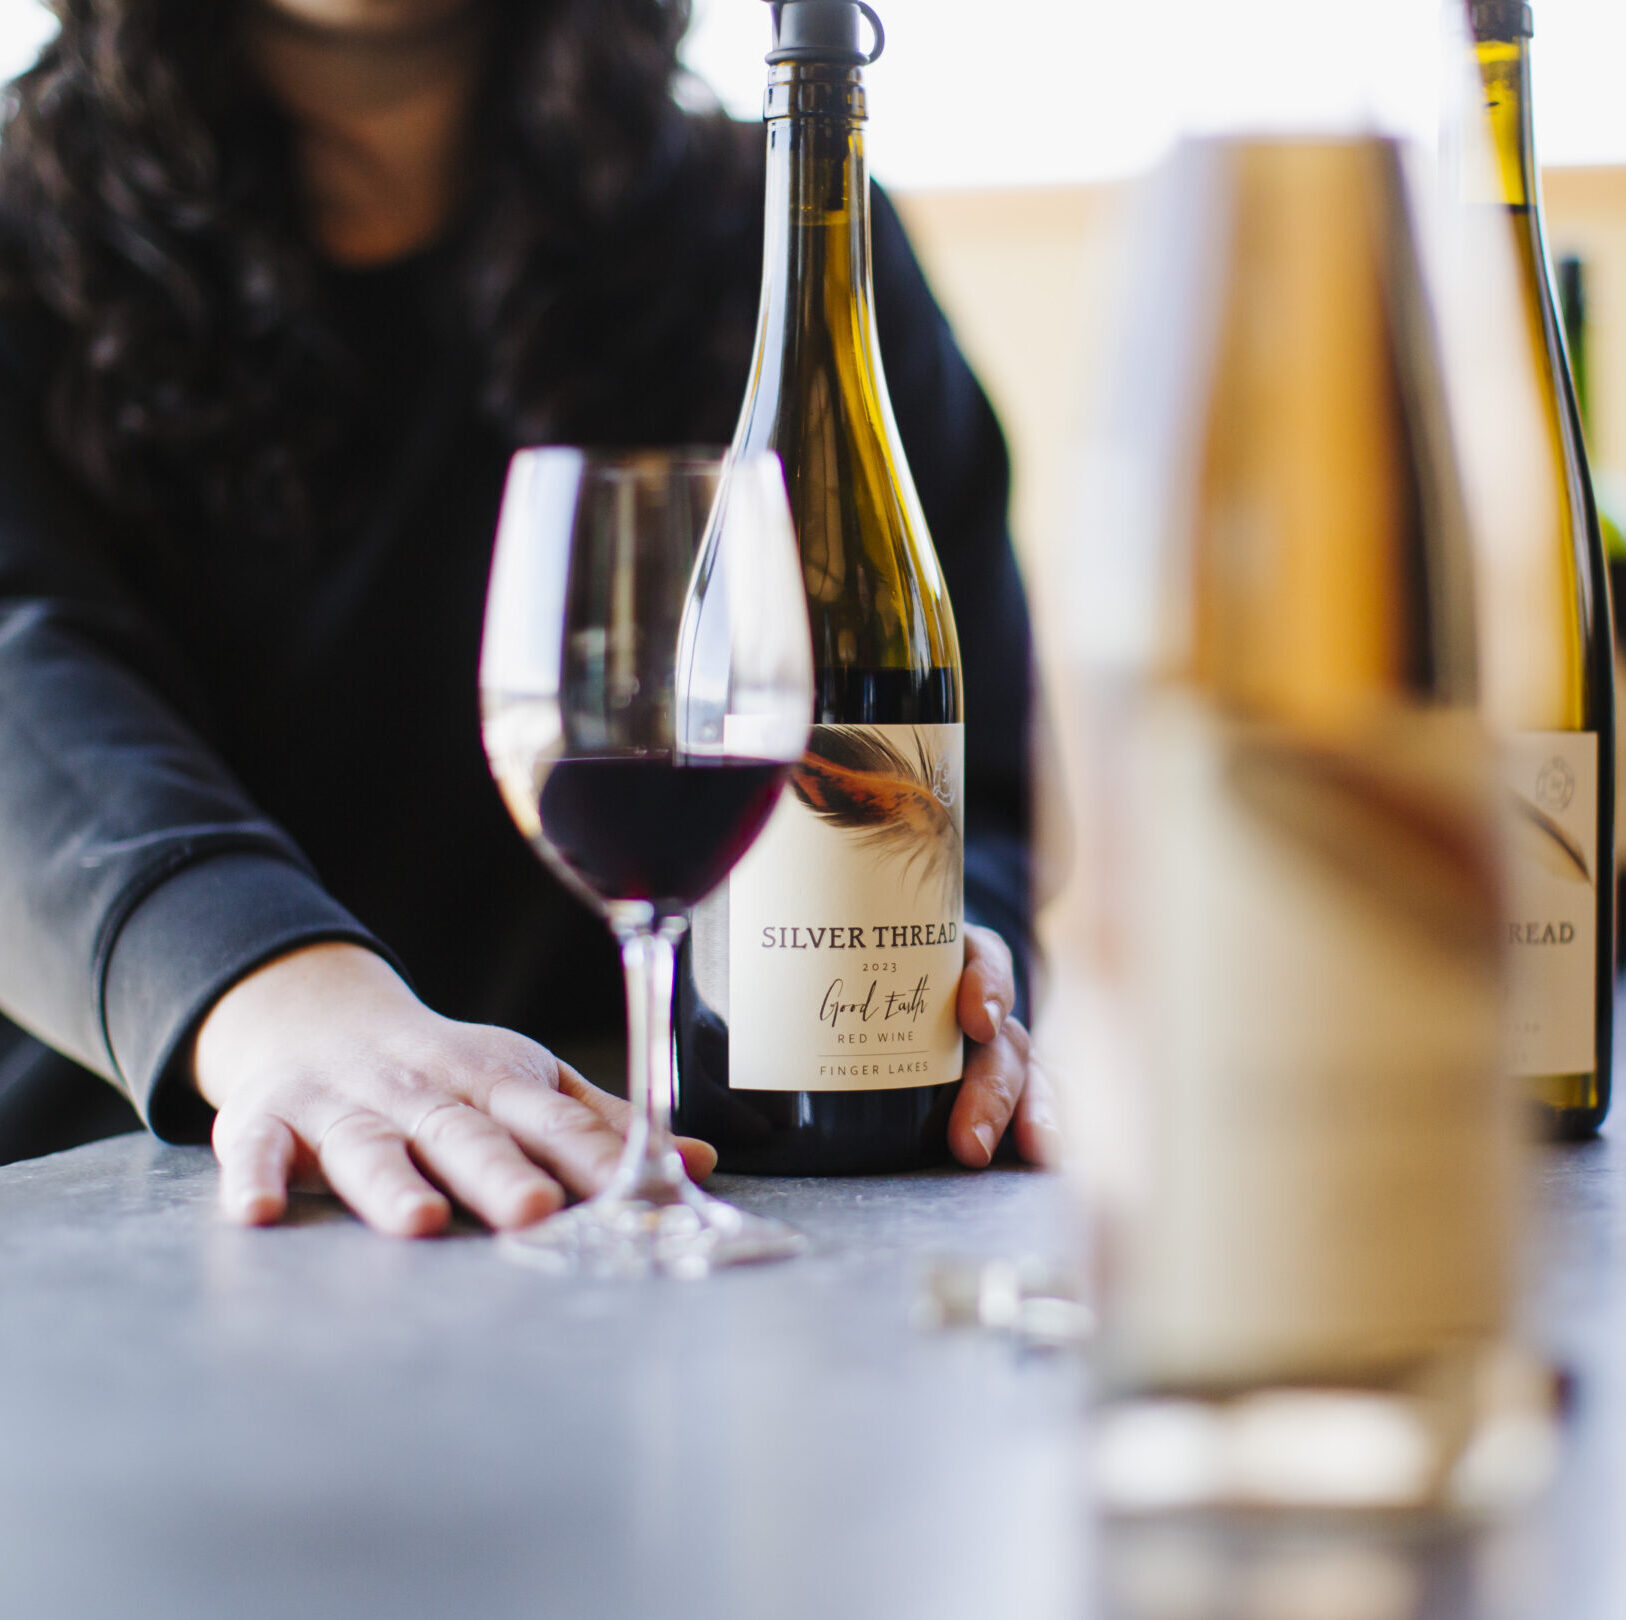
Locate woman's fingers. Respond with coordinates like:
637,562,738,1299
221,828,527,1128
213,1112,298,1226
485,1077,643,1198
951,923,1046,1166
947,1015,1065,1169
958,924,1016,1045
316,1110,451,1237
407,1099,565,1229
552,1066,719,1181
949,1014,1030,1166
1011,1050,1064,1167
196,942,725,1235
947,925,1062,1168
673,1136,719,1181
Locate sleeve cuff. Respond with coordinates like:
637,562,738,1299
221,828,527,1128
100,850,400,1142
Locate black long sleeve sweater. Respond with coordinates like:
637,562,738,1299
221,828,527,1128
0,154,1035,1163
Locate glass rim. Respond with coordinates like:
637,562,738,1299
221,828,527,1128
508,444,766,480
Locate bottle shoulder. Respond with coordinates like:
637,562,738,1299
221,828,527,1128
742,412,959,668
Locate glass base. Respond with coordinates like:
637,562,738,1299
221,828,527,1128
1099,1512,1530,1620
1090,1343,1563,1517
498,1181,806,1280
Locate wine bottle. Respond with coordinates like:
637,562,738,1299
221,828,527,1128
1556,259,1596,445
1554,254,1626,560
1556,253,1626,972
1555,254,1626,563
1553,254,1626,560
673,0,965,1173
1471,0,1615,1136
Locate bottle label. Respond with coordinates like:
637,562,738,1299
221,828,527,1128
1108,697,1511,1385
722,721,964,1092
1503,731,1599,1077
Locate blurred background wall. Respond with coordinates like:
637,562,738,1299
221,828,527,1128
688,0,1626,618
0,0,1620,624
895,169,1626,595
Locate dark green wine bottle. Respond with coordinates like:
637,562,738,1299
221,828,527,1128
1472,0,1616,1135
674,0,967,1173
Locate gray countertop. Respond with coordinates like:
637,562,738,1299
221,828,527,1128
0,1130,1618,1620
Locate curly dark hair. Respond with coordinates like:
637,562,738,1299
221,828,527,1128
0,0,761,543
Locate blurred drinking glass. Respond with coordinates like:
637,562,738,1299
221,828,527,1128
1055,0,1560,1517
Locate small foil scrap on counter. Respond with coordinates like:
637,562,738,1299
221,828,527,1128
915,1256,1095,1350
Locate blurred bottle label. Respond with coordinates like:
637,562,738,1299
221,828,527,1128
1503,731,1598,1077
723,721,964,1092
1111,695,1510,1386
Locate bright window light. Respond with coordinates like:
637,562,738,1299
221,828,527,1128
686,0,1626,189
0,0,1618,186
0,0,51,84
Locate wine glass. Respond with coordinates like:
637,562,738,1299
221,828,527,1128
479,447,813,1277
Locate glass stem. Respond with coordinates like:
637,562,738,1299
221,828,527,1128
611,915,692,1204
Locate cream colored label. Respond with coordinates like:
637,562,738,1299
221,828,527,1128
1503,731,1599,1078
721,722,964,1092
1111,698,1512,1387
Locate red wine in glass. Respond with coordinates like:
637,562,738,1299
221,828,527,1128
536,756,791,910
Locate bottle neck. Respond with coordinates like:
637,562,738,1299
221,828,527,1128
751,63,882,391
1471,22,1574,390
1474,32,1538,213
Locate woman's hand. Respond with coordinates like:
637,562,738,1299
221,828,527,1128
947,924,1061,1170
191,941,716,1237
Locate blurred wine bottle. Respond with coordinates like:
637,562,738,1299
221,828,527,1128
1555,252,1626,969
1071,121,1554,1513
1470,0,1616,1136
1553,256,1623,553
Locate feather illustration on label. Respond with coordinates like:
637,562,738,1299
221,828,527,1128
1504,732,1598,1077
724,722,965,1093
791,726,964,916
1511,790,1592,885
